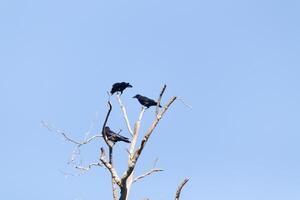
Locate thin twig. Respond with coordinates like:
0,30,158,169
177,97,192,109
82,134,103,144
68,146,81,164
175,178,189,200
83,111,99,140
153,158,159,168
133,158,162,183
58,130,82,145
133,168,164,183
41,120,102,146
75,162,102,171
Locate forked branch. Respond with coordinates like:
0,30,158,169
124,96,177,179
122,85,177,181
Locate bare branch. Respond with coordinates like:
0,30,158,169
100,100,119,199
83,111,99,140
175,178,189,200
42,120,104,172
58,130,83,145
156,84,167,115
152,158,159,168
67,146,81,165
75,162,102,172
83,134,103,144
111,181,118,200
42,117,104,174
41,120,102,146
177,97,192,109
101,101,113,148
117,94,134,136
133,158,163,183
129,107,146,158
41,120,82,145
122,85,177,184
117,107,146,200
123,96,177,179
133,168,163,183
100,147,122,186
109,146,118,200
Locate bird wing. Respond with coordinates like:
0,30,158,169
111,83,121,94
141,96,157,106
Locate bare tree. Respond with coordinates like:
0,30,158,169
43,84,189,200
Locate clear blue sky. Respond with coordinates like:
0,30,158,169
1,0,300,199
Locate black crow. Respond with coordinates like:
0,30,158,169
133,94,162,108
104,126,130,143
110,82,132,95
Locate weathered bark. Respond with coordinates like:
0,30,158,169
119,107,145,200
109,147,118,200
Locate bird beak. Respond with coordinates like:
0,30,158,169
128,84,133,88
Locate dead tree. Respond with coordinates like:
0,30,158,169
43,84,189,200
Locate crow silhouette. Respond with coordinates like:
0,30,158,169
103,126,130,143
110,82,132,95
133,94,162,108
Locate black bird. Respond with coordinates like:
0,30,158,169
110,82,132,95
103,126,130,143
133,94,162,108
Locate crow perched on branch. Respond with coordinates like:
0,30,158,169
110,82,132,95
104,126,130,143
133,94,162,108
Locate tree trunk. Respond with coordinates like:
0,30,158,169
119,172,133,200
